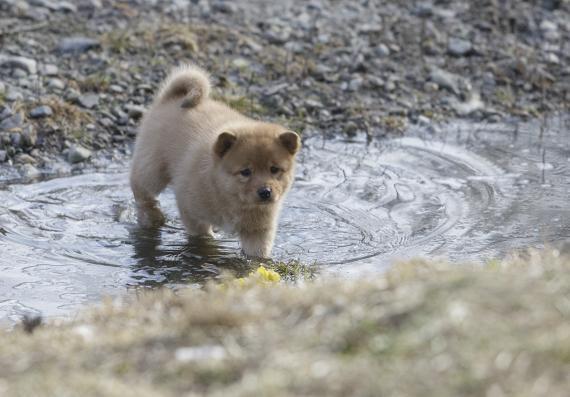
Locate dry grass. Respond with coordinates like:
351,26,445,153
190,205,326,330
2,249,570,396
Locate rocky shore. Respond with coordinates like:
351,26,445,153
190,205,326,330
0,0,568,178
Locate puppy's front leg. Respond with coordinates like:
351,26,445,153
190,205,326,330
239,227,276,258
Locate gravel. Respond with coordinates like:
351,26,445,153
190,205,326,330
0,0,567,176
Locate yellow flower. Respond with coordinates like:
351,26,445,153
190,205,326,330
254,265,281,283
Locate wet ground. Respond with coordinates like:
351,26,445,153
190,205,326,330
0,116,569,323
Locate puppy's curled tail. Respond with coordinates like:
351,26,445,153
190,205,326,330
156,64,211,109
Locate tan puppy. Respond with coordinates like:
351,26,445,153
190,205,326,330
130,65,300,258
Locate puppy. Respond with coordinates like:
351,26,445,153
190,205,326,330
130,65,300,258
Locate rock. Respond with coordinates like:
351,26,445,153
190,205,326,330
77,94,99,109
41,64,59,76
20,163,41,179
347,77,363,91
21,125,37,146
368,76,385,88
0,150,6,162
15,153,36,165
125,104,145,119
231,58,250,69
0,82,5,96
545,52,559,64
29,0,77,12
448,38,472,56
452,92,484,116
423,82,439,92
211,1,237,14
539,20,557,32
48,78,65,90
57,37,100,53
29,105,53,118
6,90,24,102
0,113,24,131
10,132,22,148
375,44,390,57
0,106,11,120
0,54,37,74
429,67,461,95
109,84,124,94
67,145,92,163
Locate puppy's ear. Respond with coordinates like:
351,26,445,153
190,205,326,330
214,132,237,158
279,131,300,155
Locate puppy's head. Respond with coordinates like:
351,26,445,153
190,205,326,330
213,123,300,206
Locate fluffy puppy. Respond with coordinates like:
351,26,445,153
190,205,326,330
130,65,300,258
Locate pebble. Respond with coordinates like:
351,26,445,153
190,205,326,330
0,113,24,131
448,38,472,56
347,77,363,92
48,78,65,90
77,94,99,109
41,64,59,76
429,67,461,95
21,125,37,146
57,37,100,53
0,54,37,75
6,90,24,102
67,145,92,163
15,153,36,165
375,44,390,57
20,163,41,179
29,105,53,119
0,106,11,120
125,104,145,119
211,1,237,14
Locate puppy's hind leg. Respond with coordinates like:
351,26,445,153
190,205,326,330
130,163,168,228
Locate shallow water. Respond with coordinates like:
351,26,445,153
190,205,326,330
1,116,569,323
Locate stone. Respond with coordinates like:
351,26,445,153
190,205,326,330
0,106,11,120
448,38,472,56
211,1,237,14
125,104,145,119
48,78,65,90
0,54,37,74
0,113,23,131
375,44,390,57
0,82,5,96
231,58,250,69
57,37,100,53
67,145,92,163
429,67,461,95
77,94,99,109
21,164,41,179
5,90,24,102
347,77,363,91
21,125,37,146
29,105,53,118
0,150,6,162
15,153,36,165
41,64,59,76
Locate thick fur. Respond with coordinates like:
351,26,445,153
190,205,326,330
130,65,300,258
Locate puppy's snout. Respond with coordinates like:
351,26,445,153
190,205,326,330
257,187,272,201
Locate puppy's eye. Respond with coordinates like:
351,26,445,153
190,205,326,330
270,166,280,174
240,168,252,177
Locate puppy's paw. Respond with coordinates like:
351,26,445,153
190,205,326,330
240,231,274,259
137,206,166,228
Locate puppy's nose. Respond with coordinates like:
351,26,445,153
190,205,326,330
257,187,272,201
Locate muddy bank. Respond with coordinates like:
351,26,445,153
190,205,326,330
2,249,569,396
1,0,569,178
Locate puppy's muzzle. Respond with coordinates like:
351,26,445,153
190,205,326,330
257,187,272,201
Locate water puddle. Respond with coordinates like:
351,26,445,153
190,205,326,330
1,116,569,323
